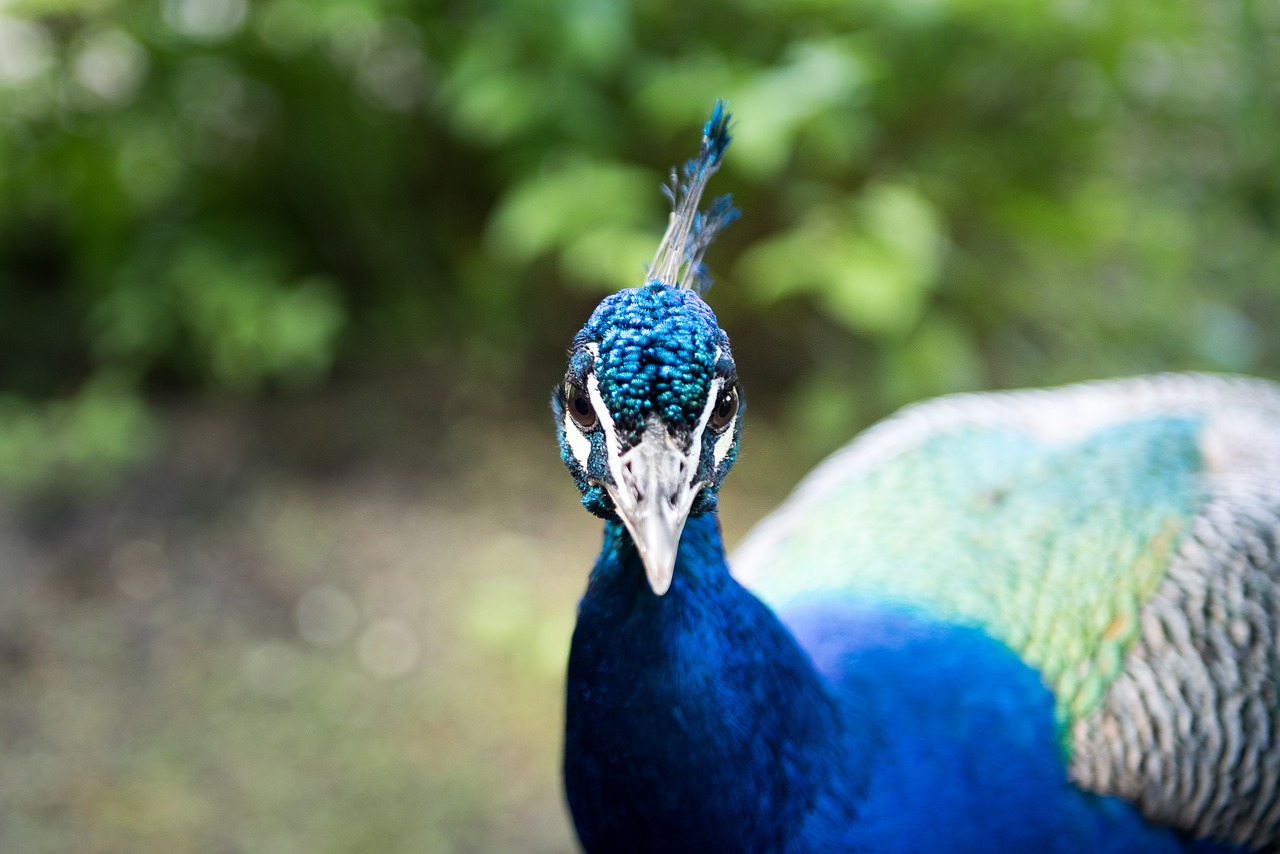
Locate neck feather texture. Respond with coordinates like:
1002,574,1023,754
563,514,865,854
563,518,1238,854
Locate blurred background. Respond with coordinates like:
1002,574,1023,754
0,0,1277,850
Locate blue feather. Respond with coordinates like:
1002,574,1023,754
565,517,1235,853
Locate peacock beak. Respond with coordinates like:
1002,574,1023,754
606,421,701,596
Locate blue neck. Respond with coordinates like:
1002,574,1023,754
563,515,865,853
563,519,1242,854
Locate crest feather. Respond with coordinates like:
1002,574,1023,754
648,101,739,294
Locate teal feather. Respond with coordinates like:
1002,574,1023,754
739,415,1205,730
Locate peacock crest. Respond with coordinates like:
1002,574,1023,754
647,100,739,293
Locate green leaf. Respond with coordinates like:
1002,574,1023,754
486,158,657,265
739,182,944,338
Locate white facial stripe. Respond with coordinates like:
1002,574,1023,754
684,377,724,487
584,344,728,493
713,413,737,466
586,373,626,492
704,346,733,470
564,409,592,470
559,342,605,477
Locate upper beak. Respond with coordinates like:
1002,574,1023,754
606,421,701,596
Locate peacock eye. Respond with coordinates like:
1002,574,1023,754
567,382,598,430
709,385,739,432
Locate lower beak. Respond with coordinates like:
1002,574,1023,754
606,422,701,596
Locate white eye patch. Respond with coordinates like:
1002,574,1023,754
713,412,738,467
684,377,725,484
565,343,603,473
702,346,737,469
564,408,592,470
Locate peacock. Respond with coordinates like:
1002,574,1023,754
553,102,1280,853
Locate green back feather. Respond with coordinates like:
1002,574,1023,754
742,416,1207,737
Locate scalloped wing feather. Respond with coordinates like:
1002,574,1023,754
732,373,1280,849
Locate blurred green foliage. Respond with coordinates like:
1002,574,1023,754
1,0,1279,480
3,3,1280,850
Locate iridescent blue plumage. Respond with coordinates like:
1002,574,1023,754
555,104,1279,853
579,286,727,437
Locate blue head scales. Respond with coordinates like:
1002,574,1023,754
553,101,742,595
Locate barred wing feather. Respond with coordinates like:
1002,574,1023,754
733,373,1280,849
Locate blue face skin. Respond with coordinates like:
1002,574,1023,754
552,283,743,523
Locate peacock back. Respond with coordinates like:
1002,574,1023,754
734,372,1280,850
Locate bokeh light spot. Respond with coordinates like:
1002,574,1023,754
163,0,248,41
73,29,149,106
0,17,53,85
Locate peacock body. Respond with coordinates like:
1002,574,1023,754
554,103,1280,853
737,373,1280,850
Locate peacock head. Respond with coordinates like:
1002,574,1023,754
551,102,741,595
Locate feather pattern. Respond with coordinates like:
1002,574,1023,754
735,373,1280,849
556,104,1277,853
